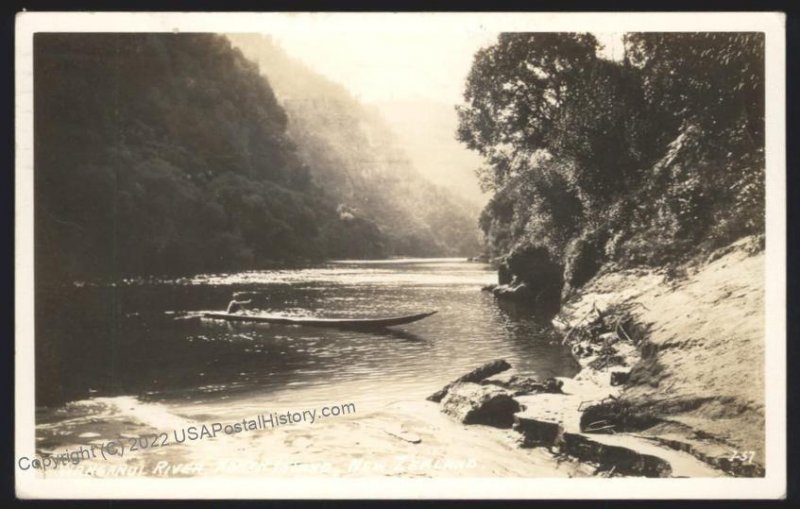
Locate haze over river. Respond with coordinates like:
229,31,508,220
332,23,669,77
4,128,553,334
35,258,579,471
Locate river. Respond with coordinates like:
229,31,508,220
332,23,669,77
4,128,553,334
34,258,580,475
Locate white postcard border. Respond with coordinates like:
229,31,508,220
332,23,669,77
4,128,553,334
15,11,787,500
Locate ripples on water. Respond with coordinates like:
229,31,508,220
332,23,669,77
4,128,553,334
36,259,578,437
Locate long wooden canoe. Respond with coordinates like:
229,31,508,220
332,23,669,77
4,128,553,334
202,310,437,329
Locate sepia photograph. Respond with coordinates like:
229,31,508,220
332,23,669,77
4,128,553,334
14,12,786,499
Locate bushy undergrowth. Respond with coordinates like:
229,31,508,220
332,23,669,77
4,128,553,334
460,33,765,292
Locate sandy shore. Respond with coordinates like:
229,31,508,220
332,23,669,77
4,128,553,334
36,398,592,479
552,236,765,476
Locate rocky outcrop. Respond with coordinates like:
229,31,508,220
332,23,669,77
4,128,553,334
579,399,661,433
428,356,724,478
489,282,535,301
440,383,521,428
493,245,564,318
427,359,511,402
561,230,608,301
514,414,673,477
640,433,766,477
610,371,630,386
481,373,564,396
560,433,673,477
514,416,563,448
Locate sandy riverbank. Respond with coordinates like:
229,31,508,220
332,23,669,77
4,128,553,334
32,392,592,478
35,397,592,479
552,236,765,476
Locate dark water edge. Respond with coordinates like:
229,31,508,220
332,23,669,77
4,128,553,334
35,259,580,411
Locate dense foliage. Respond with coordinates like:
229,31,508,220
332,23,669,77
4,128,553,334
35,34,481,284
458,32,764,278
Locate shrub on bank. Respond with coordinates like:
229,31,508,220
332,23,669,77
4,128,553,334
459,32,765,303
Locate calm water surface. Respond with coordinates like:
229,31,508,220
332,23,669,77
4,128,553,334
36,259,578,447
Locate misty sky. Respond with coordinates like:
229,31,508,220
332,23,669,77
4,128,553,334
250,32,624,205
271,31,624,103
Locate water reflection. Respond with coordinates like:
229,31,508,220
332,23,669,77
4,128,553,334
36,259,579,412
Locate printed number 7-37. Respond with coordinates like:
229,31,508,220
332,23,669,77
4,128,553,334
729,450,755,464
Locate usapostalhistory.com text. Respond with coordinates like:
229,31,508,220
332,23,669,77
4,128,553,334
18,402,356,471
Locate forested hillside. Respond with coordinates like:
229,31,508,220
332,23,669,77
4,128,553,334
34,34,481,284
373,99,487,205
227,34,483,258
458,33,764,305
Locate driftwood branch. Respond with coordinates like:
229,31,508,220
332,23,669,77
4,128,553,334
562,302,599,345
617,322,634,344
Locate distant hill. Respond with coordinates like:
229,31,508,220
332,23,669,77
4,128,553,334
34,34,484,284
370,99,487,206
227,34,483,258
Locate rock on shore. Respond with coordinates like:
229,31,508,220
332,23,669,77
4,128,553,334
428,359,721,477
482,245,564,318
441,383,521,428
427,359,511,402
